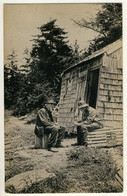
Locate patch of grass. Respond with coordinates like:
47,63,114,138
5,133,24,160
66,147,122,192
5,161,34,182
20,147,123,193
21,172,69,193
5,185,17,193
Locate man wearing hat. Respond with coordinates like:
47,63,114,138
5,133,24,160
34,98,65,151
73,102,103,146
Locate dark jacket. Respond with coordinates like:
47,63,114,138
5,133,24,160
34,107,58,137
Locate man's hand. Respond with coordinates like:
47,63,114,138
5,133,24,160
87,117,93,122
83,120,90,125
54,124,61,129
73,121,83,126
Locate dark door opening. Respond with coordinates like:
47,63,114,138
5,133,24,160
86,69,100,108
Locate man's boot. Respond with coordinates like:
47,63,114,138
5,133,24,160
82,129,88,146
77,126,82,145
55,143,65,148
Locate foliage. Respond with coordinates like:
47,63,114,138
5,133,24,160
6,49,18,70
4,50,20,109
4,20,80,115
74,3,122,55
30,19,75,95
5,3,122,116
19,48,31,74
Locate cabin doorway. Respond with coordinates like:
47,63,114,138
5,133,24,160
86,68,100,108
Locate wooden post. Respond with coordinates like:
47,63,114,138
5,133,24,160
42,134,49,149
35,135,42,148
35,126,50,149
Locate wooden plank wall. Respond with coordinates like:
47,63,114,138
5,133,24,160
58,45,123,131
57,65,88,132
57,58,102,132
97,47,123,127
57,67,78,132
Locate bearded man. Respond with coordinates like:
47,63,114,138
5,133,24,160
34,99,65,151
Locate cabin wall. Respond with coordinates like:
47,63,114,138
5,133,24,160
57,45,122,131
97,47,123,127
57,58,102,133
57,66,87,132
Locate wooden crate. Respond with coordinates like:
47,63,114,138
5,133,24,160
87,127,123,148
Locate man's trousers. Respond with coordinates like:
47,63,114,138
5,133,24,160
35,125,65,149
77,122,103,145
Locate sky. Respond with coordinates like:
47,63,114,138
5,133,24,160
4,3,101,65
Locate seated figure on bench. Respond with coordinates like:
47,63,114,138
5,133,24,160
34,98,65,151
73,102,103,146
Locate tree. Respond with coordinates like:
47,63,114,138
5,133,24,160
4,20,82,116
74,3,122,53
4,50,29,115
71,40,82,63
19,48,31,74
6,49,18,71
30,19,73,96
4,50,20,108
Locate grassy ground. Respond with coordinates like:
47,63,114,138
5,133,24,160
5,110,123,193
23,147,122,193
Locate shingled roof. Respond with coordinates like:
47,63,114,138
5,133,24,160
62,39,122,75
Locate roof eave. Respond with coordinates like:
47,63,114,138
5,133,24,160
61,39,122,76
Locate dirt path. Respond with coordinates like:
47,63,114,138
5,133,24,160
5,113,77,180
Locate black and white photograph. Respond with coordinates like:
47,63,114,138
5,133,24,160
2,2,124,194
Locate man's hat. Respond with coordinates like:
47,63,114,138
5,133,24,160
78,103,89,109
44,98,56,104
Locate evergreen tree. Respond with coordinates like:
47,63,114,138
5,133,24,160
4,50,29,115
19,48,31,74
31,19,73,96
4,20,80,115
6,49,18,71
71,40,83,63
4,50,20,108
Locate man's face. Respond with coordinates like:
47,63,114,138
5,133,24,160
45,103,54,111
78,103,82,107
80,107,87,112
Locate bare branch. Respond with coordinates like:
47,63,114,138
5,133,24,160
72,19,106,38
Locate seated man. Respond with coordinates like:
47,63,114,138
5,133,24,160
34,98,65,151
73,103,103,146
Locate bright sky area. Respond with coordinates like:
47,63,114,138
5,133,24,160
4,3,102,65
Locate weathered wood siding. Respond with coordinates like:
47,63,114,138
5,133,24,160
57,66,87,132
58,40,122,131
57,58,102,132
97,47,123,127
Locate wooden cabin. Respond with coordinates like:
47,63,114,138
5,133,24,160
57,39,123,136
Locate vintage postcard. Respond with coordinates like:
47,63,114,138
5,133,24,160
1,1,126,195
